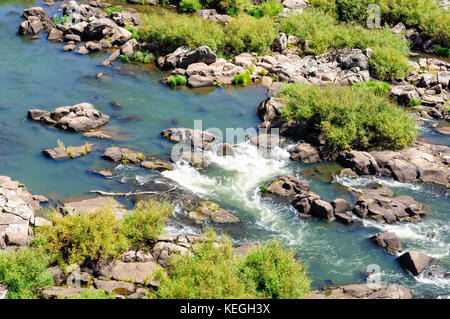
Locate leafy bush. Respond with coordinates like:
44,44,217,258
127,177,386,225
104,6,124,15
120,200,173,250
125,25,140,40
225,14,278,55
219,0,252,16
155,229,311,299
310,0,450,47
155,230,257,299
237,241,310,299
180,0,203,12
249,0,284,18
435,45,450,57
370,46,410,80
280,9,411,80
133,50,154,64
168,75,187,87
53,14,71,26
233,69,252,86
34,203,129,269
352,80,390,95
0,248,53,299
141,10,225,53
279,83,417,150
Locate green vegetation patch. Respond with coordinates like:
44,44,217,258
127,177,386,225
310,0,450,47
180,0,204,12
0,248,53,299
155,229,310,299
248,0,284,18
168,75,188,87
237,241,310,299
141,10,225,53
278,83,417,150
280,9,411,80
233,68,252,86
121,200,173,250
33,203,129,269
225,14,278,55
352,80,390,95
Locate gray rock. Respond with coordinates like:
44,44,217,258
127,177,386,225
371,232,403,253
309,199,334,220
397,251,435,276
161,128,216,150
331,198,352,215
267,176,310,198
178,46,217,69
93,279,135,295
290,143,320,163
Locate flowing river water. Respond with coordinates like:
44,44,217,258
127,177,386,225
1,0,449,298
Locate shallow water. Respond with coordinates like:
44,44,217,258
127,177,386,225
0,0,449,298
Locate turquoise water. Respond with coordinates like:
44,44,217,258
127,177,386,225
1,0,449,298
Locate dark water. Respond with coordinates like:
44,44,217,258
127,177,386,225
0,0,449,298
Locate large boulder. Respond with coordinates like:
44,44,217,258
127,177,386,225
338,49,370,71
102,146,145,164
257,98,285,122
309,199,334,220
19,17,43,35
187,201,239,224
84,18,117,40
267,176,310,199
337,150,379,175
370,232,403,253
161,128,216,150
23,7,47,20
28,103,109,132
43,143,94,160
178,46,217,69
396,251,435,276
290,143,320,163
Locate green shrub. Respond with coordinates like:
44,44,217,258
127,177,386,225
125,25,140,40
409,98,421,107
141,9,225,53
279,83,417,150
120,200,173,250
280,9,411,80
237,241,310,299
0,248,53,299
155,230,257,299
155,229,310,299
133,50,154,64
66,290,116,299
233,69,252,86
168,75,188,87
435,45,450,57
180,0,203,12
225,14,277,55
34,203,129,269
248,0,284,18
370,46,410,80
53,14,71,26
219,0,252,16
352,80,390,95
104,6,124,15
309,0,450,47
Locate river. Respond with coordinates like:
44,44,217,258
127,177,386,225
0,0,449,298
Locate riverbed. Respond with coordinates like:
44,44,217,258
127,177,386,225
0,0,449,298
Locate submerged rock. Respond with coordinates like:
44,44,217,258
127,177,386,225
43,143,94,160
187,201,239,224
